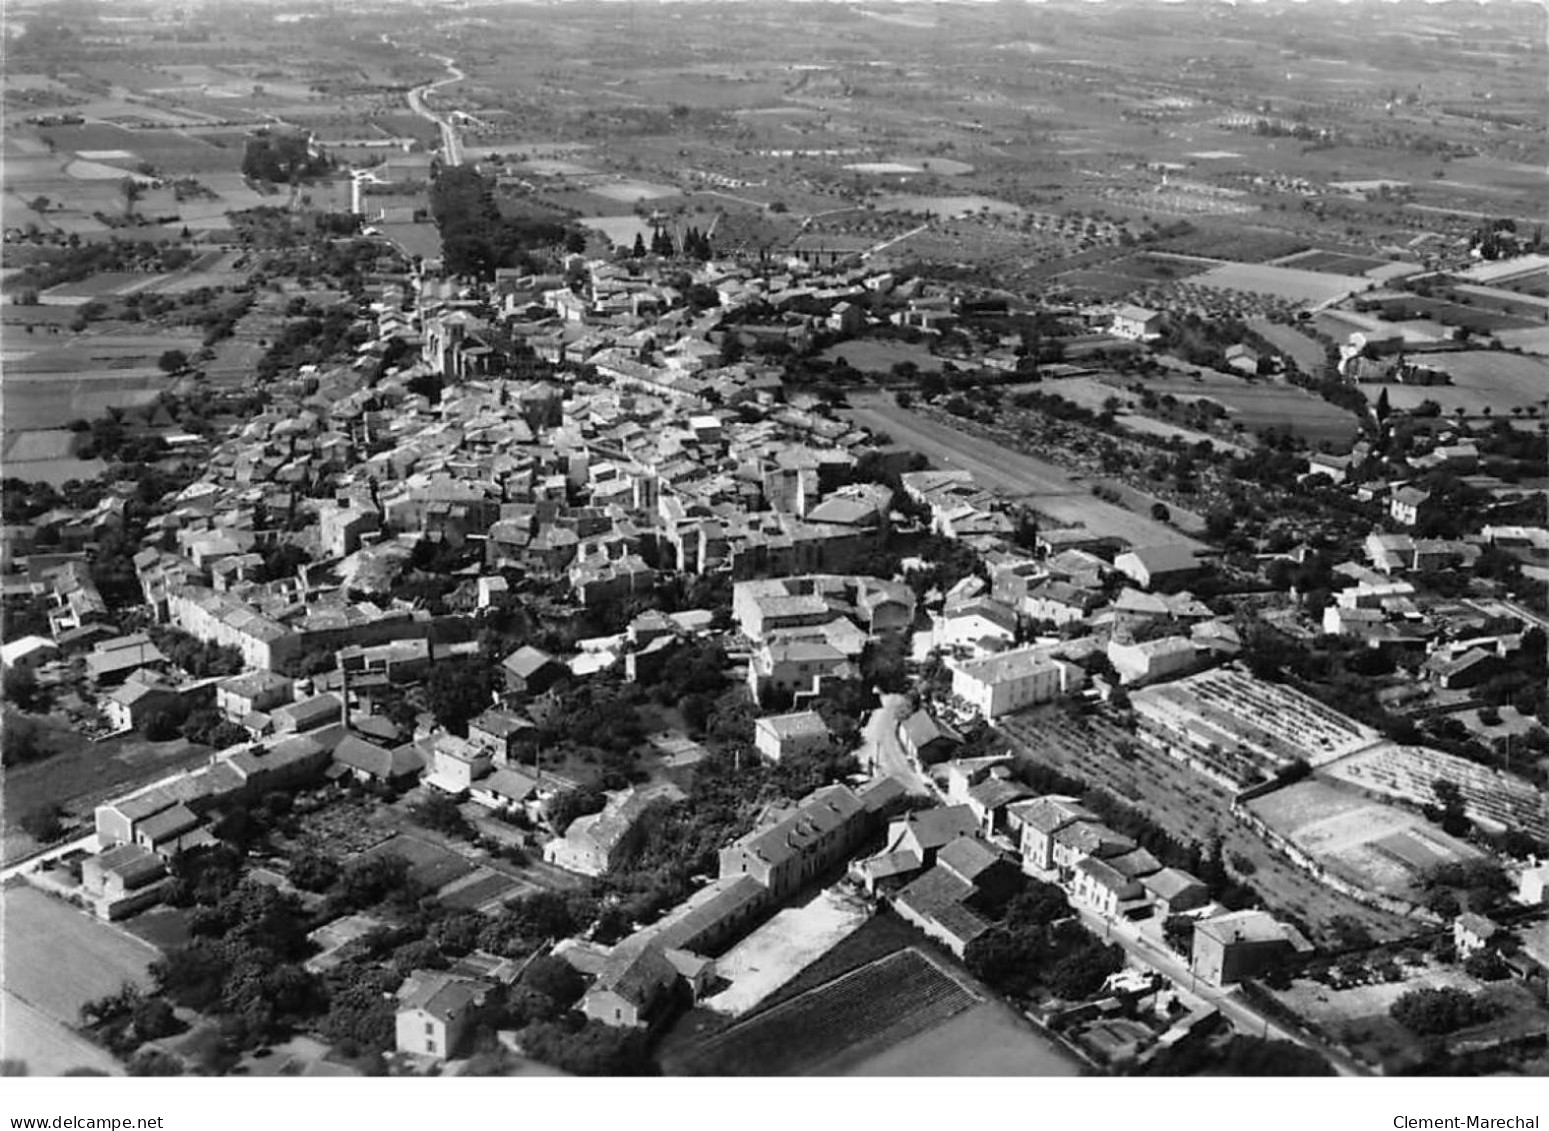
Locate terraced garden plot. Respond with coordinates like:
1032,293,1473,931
357,833,476,891
438,870,519,910
1155,229,1309,263
1277,250,1389,275
679,948,978,1076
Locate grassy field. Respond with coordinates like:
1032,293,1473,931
2,884,157,1036
1193,262,1367,306
2,991,123,1077
1137,371,1361,446
122,907,194,953
820,339,943,375
1371,296,1538,334
1249,318,1334,376
1155,229,1309,263
2,721,211,865
1358,350,1549,417
842,394,1207,549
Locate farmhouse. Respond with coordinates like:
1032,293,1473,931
1389,487,1433,528
80,844,170,920
395,970,491,1061
0,635,58,671
85,634,169,685
1454,913,1502,960
545,784,685,877
580,939,682,1029
1111,304,1163,342
469,766,541,814
892,862,992,957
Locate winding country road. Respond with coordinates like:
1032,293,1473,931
405,55,466,167
381,35,466,167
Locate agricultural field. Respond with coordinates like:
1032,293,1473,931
2,725,212,866
1322,742,1549,842
1275,250,1391,276
820,339,943,376
841,999,1081,1077
1245,780,1480,902
1129,370,1361,447
843,394,1206,550
436,870,520,912
996,706,1420,947
1154,229,1310,264
1356,350,1549,418
1,884,158,1075
675,947,980,1076
1368,296,1540,335
357,833,477,892
1191,262,1369,308
2,990,123,1077
1246,319,1329,377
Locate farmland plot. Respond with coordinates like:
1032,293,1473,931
2,884,157,1027
679,948,978,1076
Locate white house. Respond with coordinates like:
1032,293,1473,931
1111,304,1162,342
753,711,832,763
1389,487,1432,528
951,646,1086,720
0,635,58,672
1107,636,1199,686
935,598,1018,653
394,970,490,1061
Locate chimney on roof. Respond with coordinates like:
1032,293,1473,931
339,662,351,733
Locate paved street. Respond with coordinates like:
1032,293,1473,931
860,692,933,797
